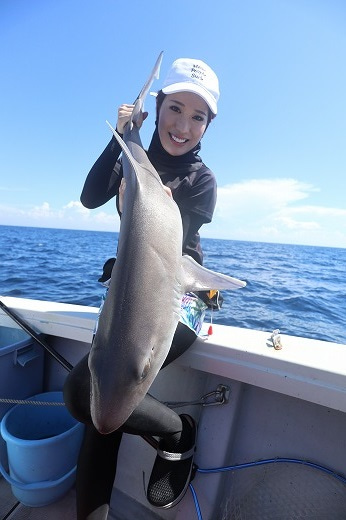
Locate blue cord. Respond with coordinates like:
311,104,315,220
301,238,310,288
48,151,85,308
189,457,346,520
189,482,203,520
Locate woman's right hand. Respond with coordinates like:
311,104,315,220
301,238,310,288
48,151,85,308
116,104,148,134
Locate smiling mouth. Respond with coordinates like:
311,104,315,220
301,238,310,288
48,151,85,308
169,133,188,144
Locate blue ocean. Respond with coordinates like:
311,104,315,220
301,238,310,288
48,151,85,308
0,225,345,345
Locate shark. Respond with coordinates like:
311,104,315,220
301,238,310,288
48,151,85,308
88,53,246,434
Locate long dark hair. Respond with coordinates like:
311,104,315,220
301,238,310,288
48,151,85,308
155,90,215,129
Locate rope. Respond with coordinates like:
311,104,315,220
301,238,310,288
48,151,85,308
1,387,230,409
164,385,229,409
0,398,65,406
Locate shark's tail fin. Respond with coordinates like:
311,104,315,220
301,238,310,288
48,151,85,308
131,51,163,127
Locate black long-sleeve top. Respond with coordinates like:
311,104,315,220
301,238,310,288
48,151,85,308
81,128,217,265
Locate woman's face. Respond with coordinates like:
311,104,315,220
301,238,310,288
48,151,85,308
157,92,209,156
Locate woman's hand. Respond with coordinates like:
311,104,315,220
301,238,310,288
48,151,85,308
116,104,148,134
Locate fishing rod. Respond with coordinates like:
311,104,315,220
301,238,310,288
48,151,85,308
0,300,73,372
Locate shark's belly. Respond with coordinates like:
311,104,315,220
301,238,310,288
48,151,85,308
115,240,182,343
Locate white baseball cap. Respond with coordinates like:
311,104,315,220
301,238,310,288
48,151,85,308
161,58,220,115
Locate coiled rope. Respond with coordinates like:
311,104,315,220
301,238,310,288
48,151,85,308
0,398,65,406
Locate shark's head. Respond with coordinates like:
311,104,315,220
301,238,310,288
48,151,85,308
89,340,161,434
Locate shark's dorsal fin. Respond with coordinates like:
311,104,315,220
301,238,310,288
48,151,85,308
181,255,246,293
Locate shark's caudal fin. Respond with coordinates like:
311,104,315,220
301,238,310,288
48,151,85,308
131,51,163,127
105,52,164,176
181,255,246,293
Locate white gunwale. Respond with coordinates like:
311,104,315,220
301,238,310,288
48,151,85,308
2,295,346,414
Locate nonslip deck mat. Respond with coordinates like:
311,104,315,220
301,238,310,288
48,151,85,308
217,461,346,520
2,462,346,519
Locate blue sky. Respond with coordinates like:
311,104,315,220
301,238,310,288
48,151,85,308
1,0,345,247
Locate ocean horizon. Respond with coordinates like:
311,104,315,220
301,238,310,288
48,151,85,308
1,225,345,345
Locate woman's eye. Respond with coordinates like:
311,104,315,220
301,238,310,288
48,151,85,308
169,105,181,113
193,115,204,122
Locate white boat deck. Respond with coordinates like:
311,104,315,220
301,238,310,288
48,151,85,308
0,484,163,520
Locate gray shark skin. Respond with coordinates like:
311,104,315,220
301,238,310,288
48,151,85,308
88,53,246,434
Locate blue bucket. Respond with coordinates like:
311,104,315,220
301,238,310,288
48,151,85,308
0,391,84,507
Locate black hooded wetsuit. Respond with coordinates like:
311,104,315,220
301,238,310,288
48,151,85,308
81,128,216,264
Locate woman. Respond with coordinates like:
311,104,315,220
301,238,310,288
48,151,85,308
64,57,220,519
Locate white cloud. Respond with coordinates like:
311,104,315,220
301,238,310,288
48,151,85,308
29,202,54,218
1,180,346,248
287,205,346,218
63,200,90,215
215,178,315,216
274,215,320,231
205,178,346,247
0,200,119,231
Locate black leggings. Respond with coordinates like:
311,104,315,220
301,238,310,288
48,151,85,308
63,322,196,519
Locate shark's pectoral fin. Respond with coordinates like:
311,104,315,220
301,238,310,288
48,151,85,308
181,254,246,293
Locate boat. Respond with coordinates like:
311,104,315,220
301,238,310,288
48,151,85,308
1,295,346,519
